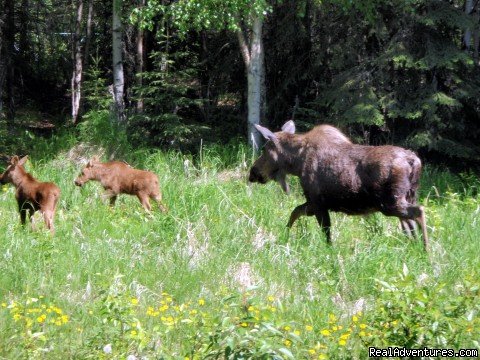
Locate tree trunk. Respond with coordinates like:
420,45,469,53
464,0,474,50
112,0,125,124
0,1,6,115
136,0,145,112
237,15,265,150
84,0,94,71
71,0,84,124
5,0,15,134
473,1,480,64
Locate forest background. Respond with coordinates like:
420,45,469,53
0,0,479,165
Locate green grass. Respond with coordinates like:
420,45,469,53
0,133,479,358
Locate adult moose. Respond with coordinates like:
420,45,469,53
0,155,60,233
74,157,167,212
249,121,428,250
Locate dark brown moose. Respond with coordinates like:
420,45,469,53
74,157,167,212
0,155,60,233
249,121,428,250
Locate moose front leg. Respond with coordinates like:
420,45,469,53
287,202,314,228
314,208,331,244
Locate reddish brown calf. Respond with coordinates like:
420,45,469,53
74,157,167,212
0,156,60,233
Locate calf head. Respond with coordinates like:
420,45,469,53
74,157,100,186
249,120,295,194
1,156,28,184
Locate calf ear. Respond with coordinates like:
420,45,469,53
254,124,277,142
281,120,296,134
10,155,19,165
18,156,28,166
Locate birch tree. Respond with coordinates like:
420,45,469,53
135,0,270,149
112,0,125,124
71,0,84,124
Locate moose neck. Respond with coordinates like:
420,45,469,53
279,136,306,177
10,166,34,188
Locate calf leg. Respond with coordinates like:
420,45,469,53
42,210,55,234
287,202,314,228
151,194,168,213
109,195,118,207
137,194,152,211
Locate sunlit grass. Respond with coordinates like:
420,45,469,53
0,139,479,358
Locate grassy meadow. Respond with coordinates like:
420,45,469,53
0,129,479,358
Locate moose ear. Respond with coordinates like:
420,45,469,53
18,156,28,166
254,124,277,142
281,120,296,135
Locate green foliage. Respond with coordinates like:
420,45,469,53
1,130,480,357
296,0,480,163
129,50,209,149
135,0,272,33
365,266,479,349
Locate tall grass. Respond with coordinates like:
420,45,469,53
0,130,479,358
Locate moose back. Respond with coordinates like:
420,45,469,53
249,121,428,249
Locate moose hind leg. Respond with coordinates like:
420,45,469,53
314,208,331,244
287,202,314,228
399,218,417,237
388,203,428,251
415,206,428,251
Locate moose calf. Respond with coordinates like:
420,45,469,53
74,157,167,212
249,121,428,250
0,155,60,233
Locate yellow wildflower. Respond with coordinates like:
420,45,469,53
318,354,327,360
352,315,358,323
359,331,366,337
131,298,139,305
331,326,338,331
320,329,331,336
284,325,291,331
294,330,301,336
131,330,137,336
359,323,367,329
306,325,313,331
198,299,205,306
308,349,316,355
328,314,337,322
338,339,347,346
1,303,7,308
268,295,275,302
284,339,292,347
37,314,47,323
240,322,248,327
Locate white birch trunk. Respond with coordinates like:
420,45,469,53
237,15,265,150
71,0,84,124
464,0,474,49
112,0,125,124
136,0,145,112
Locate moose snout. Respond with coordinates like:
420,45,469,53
74,178,83,187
